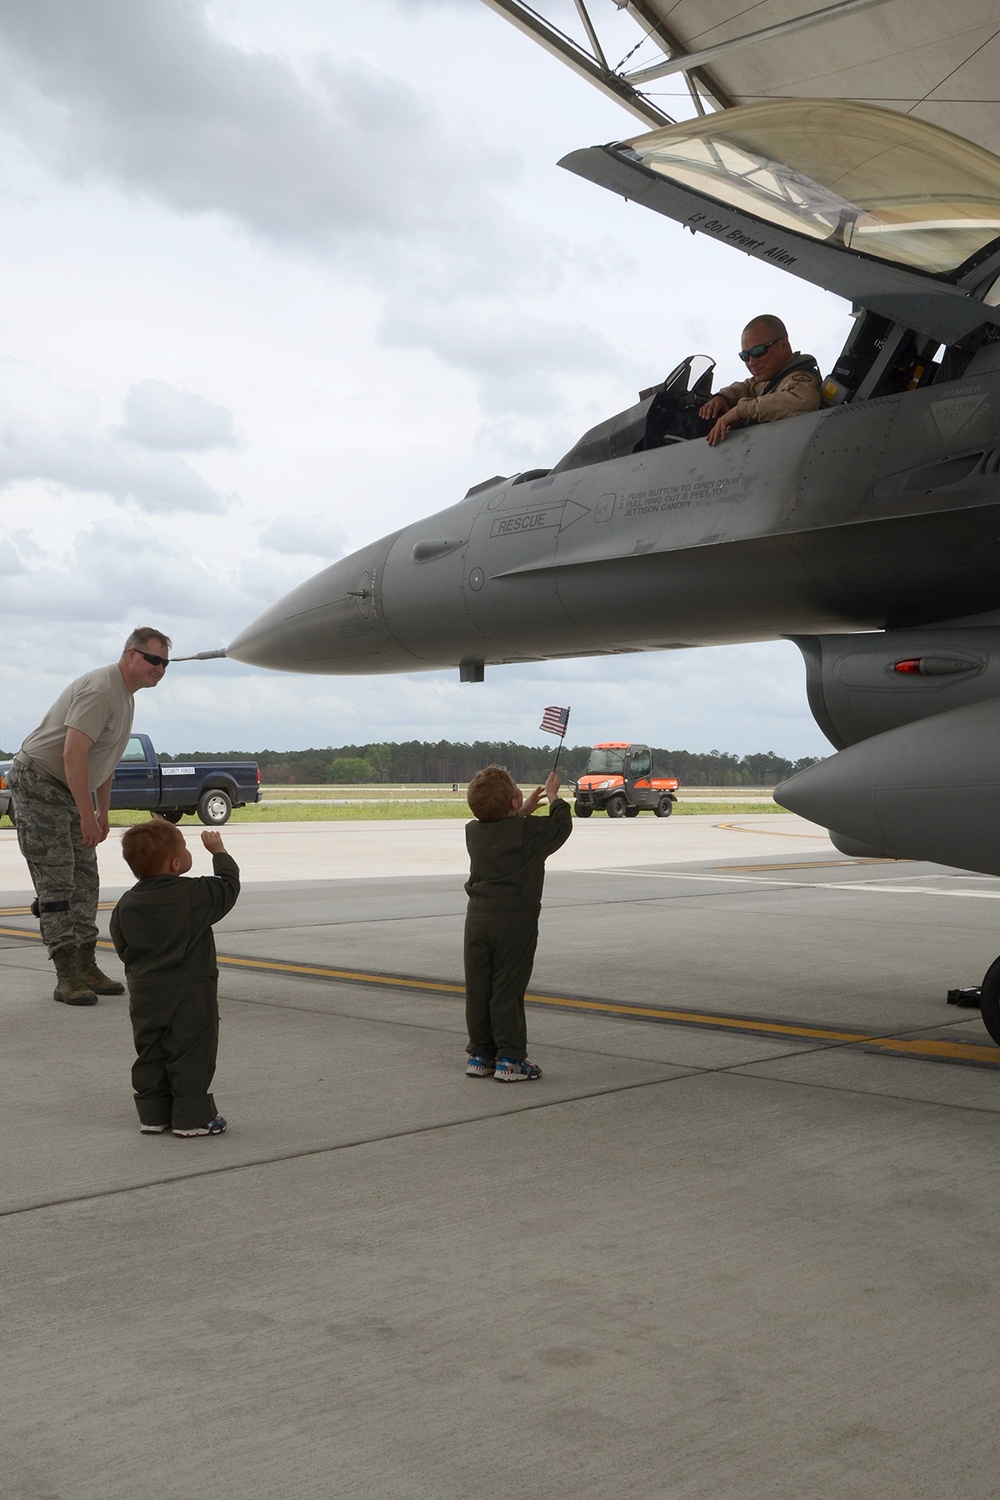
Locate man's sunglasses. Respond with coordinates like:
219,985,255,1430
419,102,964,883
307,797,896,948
739,336,783,364
133,649,169,669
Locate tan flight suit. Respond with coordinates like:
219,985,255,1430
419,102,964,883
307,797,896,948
716,352,822,426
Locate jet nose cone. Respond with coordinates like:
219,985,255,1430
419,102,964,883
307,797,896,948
776,752,881,845
774,764,851,830
776,765,893,859
777,699,1000,876
227,536,404,674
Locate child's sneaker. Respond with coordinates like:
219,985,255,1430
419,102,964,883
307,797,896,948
494,1057,542,1082
466,1054,497,1077
172,1115,227,1137
139,1123,169,1134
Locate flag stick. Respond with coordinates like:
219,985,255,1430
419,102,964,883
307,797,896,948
551,707,570,777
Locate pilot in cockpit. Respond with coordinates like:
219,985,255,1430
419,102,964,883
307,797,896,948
699,315,822,446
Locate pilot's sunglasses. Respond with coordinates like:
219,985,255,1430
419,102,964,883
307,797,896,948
134,650,169,668
739,336,783,363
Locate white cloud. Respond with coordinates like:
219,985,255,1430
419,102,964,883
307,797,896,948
1,521,242,629
238,551,341,610
0,359,232,513
258,513,347,558
0,0,512,249
0,538,24,575
6,528,45,561
120,379,237,451
0,0,623,418
381,305,623,415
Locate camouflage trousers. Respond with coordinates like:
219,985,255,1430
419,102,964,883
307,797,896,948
7,760,99,956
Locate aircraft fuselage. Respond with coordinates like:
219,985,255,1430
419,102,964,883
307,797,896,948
227,369,1000,676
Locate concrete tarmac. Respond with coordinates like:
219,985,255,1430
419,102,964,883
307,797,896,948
3,813,1000,1499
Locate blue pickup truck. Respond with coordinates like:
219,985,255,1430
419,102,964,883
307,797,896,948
112,733,260,825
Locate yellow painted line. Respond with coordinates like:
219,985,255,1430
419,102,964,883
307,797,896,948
217,951,467,995
0,923,120,943
0,902,117,917
3,924,997,1067
213,953,1000,1067
715,821,829,838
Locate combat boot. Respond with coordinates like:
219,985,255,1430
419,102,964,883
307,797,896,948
51,946,98,1006
77,941,125,996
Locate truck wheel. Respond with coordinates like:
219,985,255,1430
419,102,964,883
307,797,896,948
574,803,593,818
159,810,183,824
606,794,626,818
198,789,232,826
624,805,639,818
655,798,674,818
980,955,1000,1045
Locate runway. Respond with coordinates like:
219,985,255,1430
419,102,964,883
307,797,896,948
2,814,1000,1498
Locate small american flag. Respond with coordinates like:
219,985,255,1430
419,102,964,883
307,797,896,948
539,705,570,738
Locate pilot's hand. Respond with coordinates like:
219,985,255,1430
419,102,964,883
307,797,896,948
699,395,729,421
706,407,744,446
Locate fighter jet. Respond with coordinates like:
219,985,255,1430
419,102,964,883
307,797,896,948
228,1,1000,892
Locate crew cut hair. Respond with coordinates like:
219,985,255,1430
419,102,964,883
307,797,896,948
124,625,172,653
743,314,788,341
467,765,519,822
121,818,185,879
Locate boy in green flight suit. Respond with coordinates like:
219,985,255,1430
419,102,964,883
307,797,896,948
111,819,240,1137
463,766,571,1082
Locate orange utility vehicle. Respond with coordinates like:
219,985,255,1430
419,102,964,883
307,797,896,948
573,743,679,819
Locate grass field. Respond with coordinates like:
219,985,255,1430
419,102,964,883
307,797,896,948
103,784,785,827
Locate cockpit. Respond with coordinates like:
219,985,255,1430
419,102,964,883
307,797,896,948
524,100,1000,480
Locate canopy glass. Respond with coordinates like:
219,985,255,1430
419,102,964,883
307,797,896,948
623,101,1000,277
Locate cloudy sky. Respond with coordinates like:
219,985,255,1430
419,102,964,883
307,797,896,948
0,0,850,758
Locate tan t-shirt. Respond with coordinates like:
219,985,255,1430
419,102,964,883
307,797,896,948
20,664,135,790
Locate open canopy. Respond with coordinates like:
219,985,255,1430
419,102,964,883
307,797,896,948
621,101,1000,280
561,100,1000,343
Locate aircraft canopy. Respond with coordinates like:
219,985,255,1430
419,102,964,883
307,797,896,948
623,101,1000,280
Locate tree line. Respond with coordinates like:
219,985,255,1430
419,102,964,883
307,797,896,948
158,741,822,787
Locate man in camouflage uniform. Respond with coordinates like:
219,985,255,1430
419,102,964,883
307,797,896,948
699,314,822,446
8,627,171,1005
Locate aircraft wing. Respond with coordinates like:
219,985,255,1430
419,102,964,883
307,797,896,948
483,1,1000,152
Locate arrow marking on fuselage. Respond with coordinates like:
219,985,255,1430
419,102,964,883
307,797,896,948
489,499,589,538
